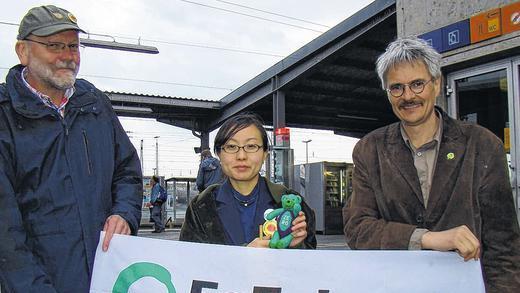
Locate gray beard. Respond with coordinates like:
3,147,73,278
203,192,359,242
28,58,78,90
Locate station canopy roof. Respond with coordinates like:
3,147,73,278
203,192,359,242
109,0,398,138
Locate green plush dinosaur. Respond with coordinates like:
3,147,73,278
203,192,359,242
266,194,302,249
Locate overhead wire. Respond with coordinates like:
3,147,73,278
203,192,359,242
79,73,234,91
214,0,330,28
0,21,17,26
1,66,234,91
95,33,285,57
178,0,324,33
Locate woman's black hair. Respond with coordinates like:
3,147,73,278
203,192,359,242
214,112,269,155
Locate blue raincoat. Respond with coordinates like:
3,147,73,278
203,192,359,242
0,65,142,292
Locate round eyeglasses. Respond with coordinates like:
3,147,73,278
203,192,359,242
221,144,263,154
386,78,435,98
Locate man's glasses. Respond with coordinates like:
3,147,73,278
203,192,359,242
386,78,435,98
24,39,84,54
221,144,263,154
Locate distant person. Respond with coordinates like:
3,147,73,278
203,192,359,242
196,149,224,192
149,175,165,233
180,113,316,248
343,37,520,292
0,5,143,292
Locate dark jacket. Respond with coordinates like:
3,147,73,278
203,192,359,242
180,177,317,249
196,157,223,192
343,108,520,292
0,65,143,293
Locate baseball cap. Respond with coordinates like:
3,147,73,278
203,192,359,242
17,5,86,40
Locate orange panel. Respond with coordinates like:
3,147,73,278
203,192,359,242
502,1,520,35
470,8,502,43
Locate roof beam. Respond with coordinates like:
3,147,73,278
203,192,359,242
106,92,220,109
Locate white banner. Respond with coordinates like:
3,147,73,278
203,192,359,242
90,232,485,293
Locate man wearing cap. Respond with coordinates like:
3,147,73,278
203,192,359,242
0,5,142,292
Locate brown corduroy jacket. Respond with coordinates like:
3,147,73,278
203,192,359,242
343,108,520,292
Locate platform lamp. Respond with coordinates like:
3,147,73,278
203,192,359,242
80,33,159,54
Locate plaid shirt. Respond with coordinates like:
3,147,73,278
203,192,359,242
21,67,74,117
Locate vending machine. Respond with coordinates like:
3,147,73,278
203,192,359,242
293,162,353,234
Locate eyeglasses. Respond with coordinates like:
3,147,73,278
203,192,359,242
221,144,263,154
386,78,435,98
24,38,84,54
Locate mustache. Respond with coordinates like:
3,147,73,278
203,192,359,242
55,60,77,71
398,99,422,108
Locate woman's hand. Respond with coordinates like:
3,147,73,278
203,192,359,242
248,212,307,248
289,211,307,248
247,237,270,248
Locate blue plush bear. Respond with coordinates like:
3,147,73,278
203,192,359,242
266,194,302,249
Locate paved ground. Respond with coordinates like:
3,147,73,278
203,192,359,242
138,227,349,250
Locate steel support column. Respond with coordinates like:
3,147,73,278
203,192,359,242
272,76,286,130
200,132,210,152
192,130,210,155
271,76,293,187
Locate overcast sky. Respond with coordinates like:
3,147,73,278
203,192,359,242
1,0,374,178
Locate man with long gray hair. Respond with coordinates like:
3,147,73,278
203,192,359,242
343,37,519,292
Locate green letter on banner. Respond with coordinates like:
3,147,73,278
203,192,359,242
112,262,176,293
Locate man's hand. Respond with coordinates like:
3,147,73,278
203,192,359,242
421,225,480,261
102,215,131,252
289,211,308,248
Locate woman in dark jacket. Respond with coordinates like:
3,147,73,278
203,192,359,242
180,113,316,248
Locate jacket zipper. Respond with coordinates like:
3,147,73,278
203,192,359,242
58,114,69,136
82,130,92,175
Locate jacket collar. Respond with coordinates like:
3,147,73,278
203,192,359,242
384,106,466,207
196,176,286,206
386,106,460,144
5,65,97,119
